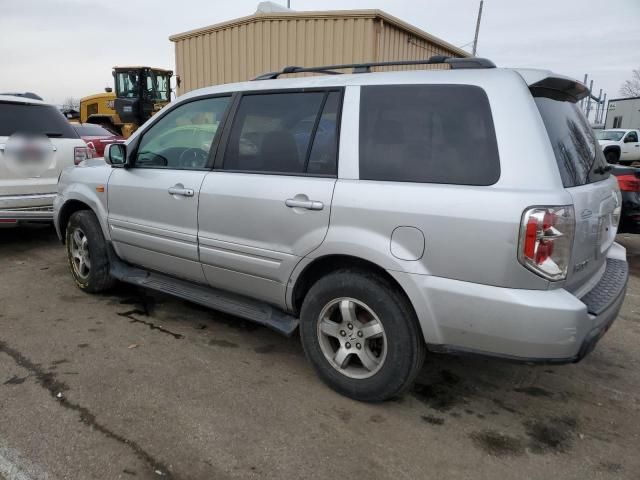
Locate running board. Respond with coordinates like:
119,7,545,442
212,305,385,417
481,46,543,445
108,251,299,336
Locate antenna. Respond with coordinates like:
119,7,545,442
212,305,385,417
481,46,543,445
472,0,484,56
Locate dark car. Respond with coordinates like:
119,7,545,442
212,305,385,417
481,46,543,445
612,165,640,233
70,123,124,158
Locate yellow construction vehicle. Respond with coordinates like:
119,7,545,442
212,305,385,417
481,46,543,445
79,66,173,138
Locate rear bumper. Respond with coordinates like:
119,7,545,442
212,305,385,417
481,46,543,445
0,193,55,221
391,244,628,363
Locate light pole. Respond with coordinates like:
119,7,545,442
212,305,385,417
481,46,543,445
472,0,484,56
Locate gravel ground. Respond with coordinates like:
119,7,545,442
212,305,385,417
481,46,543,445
0,224,638,479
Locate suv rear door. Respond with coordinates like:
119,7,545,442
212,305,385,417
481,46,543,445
531,79,619,292
198,89,341,307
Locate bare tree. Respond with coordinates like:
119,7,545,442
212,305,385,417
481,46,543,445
620,68,640,97
62,96,79,111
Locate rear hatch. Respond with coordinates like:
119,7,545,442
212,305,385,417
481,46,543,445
0,101,82,196
530,76,618,293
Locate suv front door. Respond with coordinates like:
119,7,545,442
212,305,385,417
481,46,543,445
198,90,342,307
108,95,231,282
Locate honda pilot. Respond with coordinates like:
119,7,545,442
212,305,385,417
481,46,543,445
54,57,628,402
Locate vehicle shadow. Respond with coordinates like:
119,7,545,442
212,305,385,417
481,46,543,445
0,223,59,254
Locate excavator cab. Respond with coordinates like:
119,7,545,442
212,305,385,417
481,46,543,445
113,67,172,137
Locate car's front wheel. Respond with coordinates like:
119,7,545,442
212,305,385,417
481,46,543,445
300,270,425,402
605,150,619,164
66,210,115,293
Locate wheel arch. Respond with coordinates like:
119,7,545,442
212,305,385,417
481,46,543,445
56,190,110,244
603,145,621,158
57,199,92,243
290,254,415,317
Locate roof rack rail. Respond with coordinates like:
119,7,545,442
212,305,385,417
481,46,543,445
252,55,496,80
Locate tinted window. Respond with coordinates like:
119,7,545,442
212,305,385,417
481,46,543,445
359,85,499,185
73,124,116,136
0,102,78,138
534,94,609,187
136,96,230,170
306,92,340,175
224,92,334,174
626,131,638,143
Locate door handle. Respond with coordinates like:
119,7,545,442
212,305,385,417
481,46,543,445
168,185,195,197
285,198,324,210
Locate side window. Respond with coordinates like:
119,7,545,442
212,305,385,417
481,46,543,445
306,92,340,175
135,96,230,170
223,91,339,175
626,131,638,143
359,85,500,185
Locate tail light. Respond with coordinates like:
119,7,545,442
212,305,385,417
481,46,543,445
518,206,575,281
613,188,622,228
74,146,92,165
85,141,98,158
615,174,640,192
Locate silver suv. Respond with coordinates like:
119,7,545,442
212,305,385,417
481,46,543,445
54,57,628,402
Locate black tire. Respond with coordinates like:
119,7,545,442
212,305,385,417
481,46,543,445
605,150,619,164
299,269,426,402
65,210,115,293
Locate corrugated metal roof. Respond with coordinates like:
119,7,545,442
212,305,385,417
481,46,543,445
169,9,470,58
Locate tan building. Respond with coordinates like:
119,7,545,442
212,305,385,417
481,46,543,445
169,9,470,95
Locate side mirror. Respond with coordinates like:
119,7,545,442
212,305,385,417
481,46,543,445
625,136,636,143
104,143,127,167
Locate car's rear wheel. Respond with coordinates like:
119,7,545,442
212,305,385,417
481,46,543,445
66,210,115,293
300,270,425,402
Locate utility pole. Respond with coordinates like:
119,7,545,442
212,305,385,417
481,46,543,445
585,79,594,120
472,0,484,56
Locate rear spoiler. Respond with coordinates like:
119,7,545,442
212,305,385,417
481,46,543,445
529,77,589,103
516,69,589,103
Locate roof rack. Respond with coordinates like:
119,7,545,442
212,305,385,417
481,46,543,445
252,55,496,80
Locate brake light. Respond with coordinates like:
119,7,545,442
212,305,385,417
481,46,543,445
518,206,575,281
615,174,640,192
74,146,92,165
85,141,97,158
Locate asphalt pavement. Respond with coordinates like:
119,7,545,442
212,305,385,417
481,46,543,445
0,224,638,479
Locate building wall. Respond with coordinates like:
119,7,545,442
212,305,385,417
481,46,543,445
605,98,640,129
375,21,459,71
171,11,467,95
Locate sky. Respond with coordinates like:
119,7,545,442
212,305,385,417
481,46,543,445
1,0,639,111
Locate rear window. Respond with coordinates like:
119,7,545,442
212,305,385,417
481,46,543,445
533,93,609,187
73,124,116,136
0,102,78,138
359,85,500,185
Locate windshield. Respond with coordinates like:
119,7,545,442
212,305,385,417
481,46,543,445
534,94,609,187
596,130,625,141
73,124,116,136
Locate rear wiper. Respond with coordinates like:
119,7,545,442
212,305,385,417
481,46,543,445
594,164,613,175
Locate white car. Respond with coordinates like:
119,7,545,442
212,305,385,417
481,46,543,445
0,94,91,226
596,128,640,164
